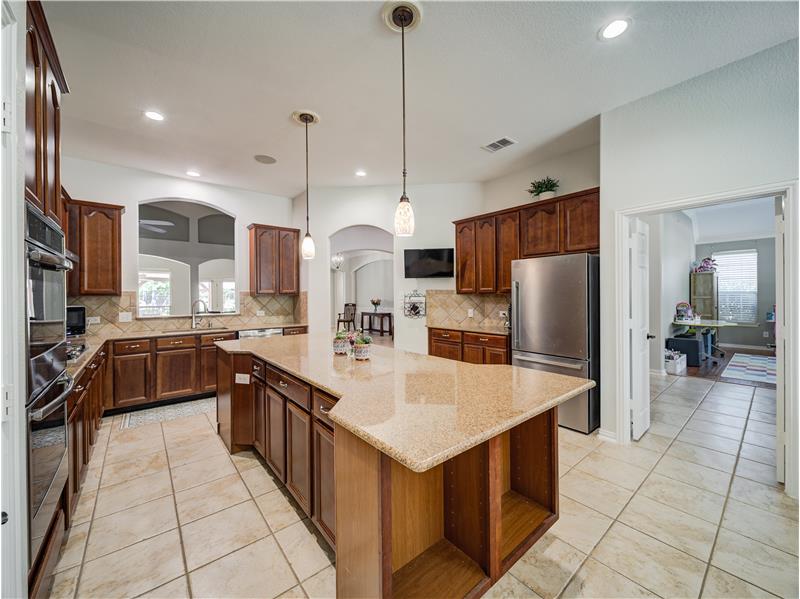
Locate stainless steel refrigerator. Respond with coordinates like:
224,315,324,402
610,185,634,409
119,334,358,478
511,253,600,433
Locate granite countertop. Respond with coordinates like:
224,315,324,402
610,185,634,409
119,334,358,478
65,323,308,378
216,335,593,473
426,323,510,336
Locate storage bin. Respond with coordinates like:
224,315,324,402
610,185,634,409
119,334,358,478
665,354,687,375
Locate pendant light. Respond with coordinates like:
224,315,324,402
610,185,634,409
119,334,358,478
392,5,416,237
294,111,318,260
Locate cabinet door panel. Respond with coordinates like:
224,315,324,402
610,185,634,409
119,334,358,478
520,201,559,257
254,227,278,294
266,388,286,482
252,378,267,459
485,347,509,364
278,229,299,294
156,349,197,400
455,220,476,294
286,401,312,515
475,217,496,293
25,19,44,211
43,70,62,227
80,205,121,294
200,346,218,392
430,339,462,361
462,344,484,364
313,421,335,547
496,211,520,293
114,353,151,407
561,192,599,253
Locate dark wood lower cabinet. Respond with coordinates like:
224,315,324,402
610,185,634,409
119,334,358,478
266,387,286,481
156,348,197,400
463,344,484,364
67,396,85,517
313,421,336,547
200,346,218,392
430,339,462,361
113,352,151,407
27,509,65,599
286,401,312,516
253,377,266,458
429,328,510,365
486,348,508,364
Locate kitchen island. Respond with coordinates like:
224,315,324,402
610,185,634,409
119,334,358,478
215,334,594,599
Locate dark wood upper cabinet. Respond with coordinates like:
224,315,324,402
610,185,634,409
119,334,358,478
475,217,497,293
455,220,477,294
66,200,124,296
560,190,600,253
43,73,62,228
495,211,519,293
248,224,300,296
25,20,44,212
520,200,560,257
286,400,312,516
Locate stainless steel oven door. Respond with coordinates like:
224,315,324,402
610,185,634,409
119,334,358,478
28,372,73,563
27,242,71,402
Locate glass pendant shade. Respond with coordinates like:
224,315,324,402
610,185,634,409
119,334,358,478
301,232,316,260
394,194,415,237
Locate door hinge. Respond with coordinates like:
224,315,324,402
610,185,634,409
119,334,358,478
1,98,11,133
1,385,12,422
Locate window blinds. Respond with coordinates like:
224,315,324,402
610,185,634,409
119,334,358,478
712,249,758,323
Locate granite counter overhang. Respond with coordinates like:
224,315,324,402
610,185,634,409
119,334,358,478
216,335,594,473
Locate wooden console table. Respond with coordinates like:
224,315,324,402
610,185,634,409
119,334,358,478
361,311,394,338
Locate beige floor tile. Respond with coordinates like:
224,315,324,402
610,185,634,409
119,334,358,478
170,454,237,492
740,442,777,466
710,382,754,395
485,572,541,598
647,420,681,440
256,488,304,532
596,442,661,470
651,400,695,416
619,493,717,561
656,392,703,408
711,528,799,599
677,428,741,455
654,455,731,495
94,470,173,518
166,436,228,468
749,410,777,424
632,432,672,453
181,500,270,570
722,499,798,556
701,566,778,598
558,441,593,468
736,458,779,487
85,495,177,561
574,452,649,491
276,585,308,599
108,422,163,445
698,400,750,418
685,418,744,440
50,565,80,599
592,522,706,598
558,461,571,478
54,522,89,574
667,440,737,473
137,576,190,598
744,430,776,450
752,401,776,415
559,428,603,451
729,476,799,521
230,449,263,472
100,450,168,488
559,469,633,518
508,532,586,599
104,435,165,465
754,388,776,400
189,536,297,598
747,419,778,436
275,519,334,582
561,557,656,598
638,472,725,524
175,472,250,525
650,408,689,427
71,488,97,525
549,496,611,554
241,464,281,496
77,529,184,599
81,464,102,492
692,409,747,429
301,565,336,599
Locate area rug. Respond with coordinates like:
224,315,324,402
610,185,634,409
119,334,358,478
721,353,776,385
119,397,216,429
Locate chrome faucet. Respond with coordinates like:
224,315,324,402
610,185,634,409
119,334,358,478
191,299,209,329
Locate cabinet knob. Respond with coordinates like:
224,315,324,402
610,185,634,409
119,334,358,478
319,406,331,415
278,381,288,389
99,352,106,357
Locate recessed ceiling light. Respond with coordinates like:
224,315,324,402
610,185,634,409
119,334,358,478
355,170,367,177
144,110,165,121
186,170,201,177
599,19,630,40
254,154,277,165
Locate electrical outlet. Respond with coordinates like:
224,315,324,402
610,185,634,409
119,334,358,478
499,310,508,318
87,316,101,325
118,312,132,323
256,310,265,317
467,309,474,318
763,331,770,338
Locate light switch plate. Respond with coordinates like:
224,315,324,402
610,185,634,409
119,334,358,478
499,310,508,318
467,309,474,318
235,373,250,384
256,310,265,317
87,316,101,325
118,312,132,323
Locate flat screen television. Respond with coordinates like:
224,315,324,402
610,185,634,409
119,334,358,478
404,248,454,278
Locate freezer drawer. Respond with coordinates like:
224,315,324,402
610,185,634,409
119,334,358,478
512,351,599,434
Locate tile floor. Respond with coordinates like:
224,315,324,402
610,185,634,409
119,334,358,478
49,375,798,599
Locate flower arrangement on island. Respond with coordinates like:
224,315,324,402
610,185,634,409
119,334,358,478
333,328,373,359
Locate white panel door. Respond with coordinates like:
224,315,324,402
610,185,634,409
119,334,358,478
629,218,651,440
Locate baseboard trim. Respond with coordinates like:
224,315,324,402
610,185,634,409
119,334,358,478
597,428,619,444
719,343,773,351
650,368,667,376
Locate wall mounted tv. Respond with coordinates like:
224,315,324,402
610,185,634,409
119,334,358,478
404,248,454,278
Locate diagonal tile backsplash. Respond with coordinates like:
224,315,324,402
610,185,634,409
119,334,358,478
425,290,510,330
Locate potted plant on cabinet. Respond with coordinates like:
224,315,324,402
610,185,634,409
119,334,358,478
527,176,560,200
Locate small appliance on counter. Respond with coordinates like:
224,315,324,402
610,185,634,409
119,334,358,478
66,305,86,337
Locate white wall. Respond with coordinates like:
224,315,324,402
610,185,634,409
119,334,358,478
355,258,393,312
481,144,599,213
294,183,484,353
61,156,293,294
138,254,192,315
600,40,798,438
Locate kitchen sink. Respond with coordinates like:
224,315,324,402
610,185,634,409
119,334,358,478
162,327,231,334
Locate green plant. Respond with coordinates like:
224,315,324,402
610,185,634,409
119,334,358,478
527,176,560,196
335,330,349,339
355,332,372,345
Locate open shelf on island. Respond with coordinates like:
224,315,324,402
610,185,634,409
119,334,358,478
392,539,489,599
500,491,551,560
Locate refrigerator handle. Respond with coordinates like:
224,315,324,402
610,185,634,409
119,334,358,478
512,354,585,371
511,280,520,350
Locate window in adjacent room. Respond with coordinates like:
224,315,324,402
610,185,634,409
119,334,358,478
713,249,758,324
138,270,171,317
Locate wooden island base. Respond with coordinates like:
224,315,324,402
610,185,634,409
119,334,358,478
335,408,558,599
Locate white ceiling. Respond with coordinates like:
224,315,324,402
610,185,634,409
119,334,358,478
45,1,798,197
684,196,776,244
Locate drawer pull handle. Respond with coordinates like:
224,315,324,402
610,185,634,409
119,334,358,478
278,381,288,388
99,352,106,357
170,340,183,345
442,333,449,338
479,337,489,342
319,406,331,415
213,337,224,341
253,365,261,371
74,385,84,392
129,344,140,349
89,363,97,369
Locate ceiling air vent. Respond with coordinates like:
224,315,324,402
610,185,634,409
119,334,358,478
481,137,517,153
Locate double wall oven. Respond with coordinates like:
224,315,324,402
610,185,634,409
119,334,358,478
25,205,74,563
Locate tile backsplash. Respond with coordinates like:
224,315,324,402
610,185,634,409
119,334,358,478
425,290,510,330
68,291,307,339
